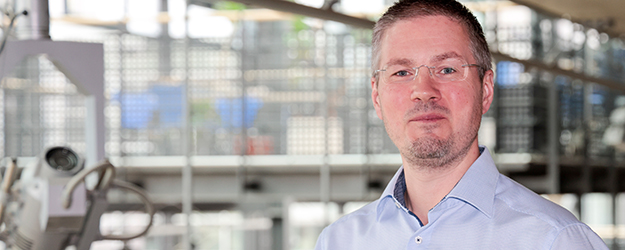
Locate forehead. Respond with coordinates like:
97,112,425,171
379,15,472,65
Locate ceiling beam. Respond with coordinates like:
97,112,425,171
191,0,623,91
192,0,375,29
56,0,623,91
492,52,625,92
509,0,622,39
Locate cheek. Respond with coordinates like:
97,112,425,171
447,88,470,105
445,86,481,115
452,81,481,100
380,85,407,103
378,87,411,121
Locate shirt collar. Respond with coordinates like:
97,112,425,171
378,146,499,219
381,165,404,201
376,165,405,219
445,146,499,218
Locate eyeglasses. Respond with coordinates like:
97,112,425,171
374,58,481,84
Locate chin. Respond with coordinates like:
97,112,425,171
409,137,451,158
406,131,447,143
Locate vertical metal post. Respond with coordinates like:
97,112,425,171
271,217,283,250
159,0,172,79
580,82,593,219
118,33,126,166
181,1,193,249
609,149,619,250
282,196,293,250
607,94,619,250
318,26,331,227
547,73,559,194
362,29,372,200
237,11,248,199
236,14,253,250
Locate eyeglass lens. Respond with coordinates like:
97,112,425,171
381,58,470,84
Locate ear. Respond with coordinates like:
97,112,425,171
371,77,384,120
481,69,495,115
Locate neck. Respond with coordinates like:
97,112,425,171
402,143,481,225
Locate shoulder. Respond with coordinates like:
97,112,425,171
495,174,583,229
549,224,609,249
323,199,380,232
493,175,609,248
315,199,382,250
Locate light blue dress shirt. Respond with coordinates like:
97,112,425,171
315,147,608,249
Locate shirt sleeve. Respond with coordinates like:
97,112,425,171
549,224,609,250
314,228,327,250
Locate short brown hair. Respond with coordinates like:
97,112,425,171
372,0,491,81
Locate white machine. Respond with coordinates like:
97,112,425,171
0,2,154,249
0,147,155,250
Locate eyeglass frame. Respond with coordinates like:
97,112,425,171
373,63,483,83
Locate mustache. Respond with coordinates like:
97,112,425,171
404,102,450,120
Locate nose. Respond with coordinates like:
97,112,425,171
409,67,440,102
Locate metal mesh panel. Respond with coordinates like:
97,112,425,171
183,20,385,156
588,85,614,159
495,63,548,153
558,78,585,156
71,17,387,157
1,55,86,158
104,34,186,156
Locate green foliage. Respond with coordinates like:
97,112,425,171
191,101,215,125
292,15,309,32
213,1,246,11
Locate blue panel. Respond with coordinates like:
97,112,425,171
116,93,158,129
216,97,263,128
150,85,185,128
496,61,524,87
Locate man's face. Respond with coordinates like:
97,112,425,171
371,15,494,168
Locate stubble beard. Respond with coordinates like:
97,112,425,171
385,101,482,171
403,128,475,170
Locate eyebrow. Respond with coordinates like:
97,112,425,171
385,58,415,68
431,52,462,63
384,52,464,68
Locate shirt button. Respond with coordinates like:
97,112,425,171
415,236,422,244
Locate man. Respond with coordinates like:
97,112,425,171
314,0,608,249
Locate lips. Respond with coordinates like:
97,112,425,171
410,113,446,122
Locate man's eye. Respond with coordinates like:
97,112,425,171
439,67,457,74
392,70,411,77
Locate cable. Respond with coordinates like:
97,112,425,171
61,160,116,209
0,158,17,224
61,159,155,241
101,179,155,241
0,10,27,57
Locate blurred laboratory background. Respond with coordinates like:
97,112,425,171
0,0,625,249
